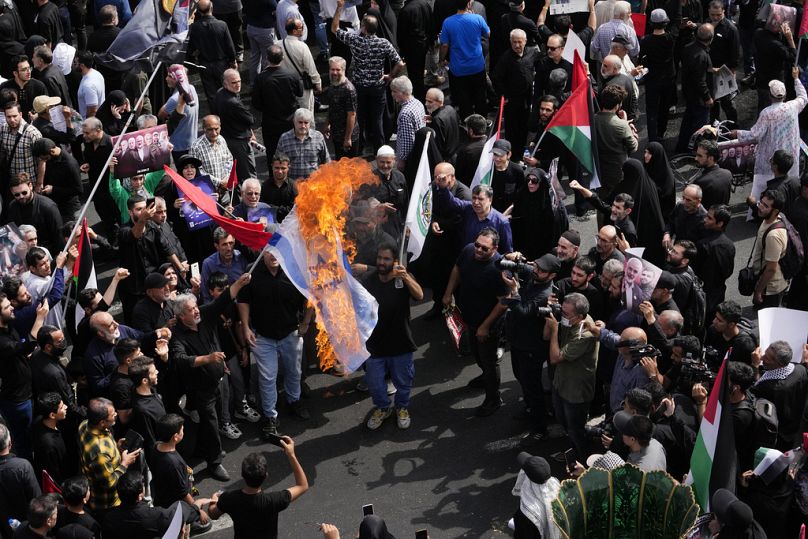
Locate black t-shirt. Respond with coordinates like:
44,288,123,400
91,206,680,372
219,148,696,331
108,370,134,411
216,489,292,539
704,327,757,368
361,271,417,357
31,421,66,484
150,448,191,508
455,244,509,329
237,264,305,340
54,505,102,538
490,162,525,213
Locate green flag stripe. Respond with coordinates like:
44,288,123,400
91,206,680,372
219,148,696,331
547,125,594,173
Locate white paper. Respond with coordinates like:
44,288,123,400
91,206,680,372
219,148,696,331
758,307,808,363
550,0,589,14
561,28,586,65
712,65,738,101
52,43,76,76
49,106,67,132
161,503,183,539
627,247,645,258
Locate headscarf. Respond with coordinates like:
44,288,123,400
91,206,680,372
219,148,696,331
643,142,676,221
24,34,46,59
358,515,395,539
95,90,129,136
510,167,558,260
616,158,666,266
366,0,397,48
404,127,442,192
511,469,561,539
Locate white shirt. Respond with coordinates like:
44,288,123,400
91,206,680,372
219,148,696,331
77,68,105,118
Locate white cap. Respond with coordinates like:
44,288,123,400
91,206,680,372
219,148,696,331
377,145,395,157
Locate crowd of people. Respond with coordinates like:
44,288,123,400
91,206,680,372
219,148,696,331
1,0,808,535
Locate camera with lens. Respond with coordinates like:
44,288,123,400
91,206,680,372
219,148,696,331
677,353,717,395
703,346,722,372
627,344,661,361
496,257,534,279
585,419,615,439
537,303,563,320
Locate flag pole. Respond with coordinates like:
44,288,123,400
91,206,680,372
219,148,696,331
495,95,505,139
248,245,268,273
796,38,803,67
61,60,165,254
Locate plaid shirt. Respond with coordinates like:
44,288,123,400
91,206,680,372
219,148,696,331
335,29,401,88
276,129,331,180
78,420,126,510
189,134,233,185
395,97,426,162
590,19,639,61
0,120,42,181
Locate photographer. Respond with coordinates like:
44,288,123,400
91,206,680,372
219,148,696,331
705,300,757,367
645,381,696,479
544,293,598,461
502,254,560,440
638,301,683,373
642,335,702,394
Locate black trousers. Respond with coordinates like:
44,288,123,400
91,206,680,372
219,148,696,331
468,325,501,403
448,70,487,119
511,347,548,432
199,60,229,110
503,96,530,159
215,10,244,56
402,45,428,102
226,138,257,182
193,388,223,467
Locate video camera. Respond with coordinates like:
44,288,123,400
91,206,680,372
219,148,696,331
495,257,534,279
677,353,717,395
585,419,616,439
627,343,661,362
537,303,563,320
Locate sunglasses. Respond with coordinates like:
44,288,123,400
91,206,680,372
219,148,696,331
473,242,491,252
12,191,30,198
527,176,539,184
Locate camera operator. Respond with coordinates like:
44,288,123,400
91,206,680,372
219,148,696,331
443,228,510,417
642,335,702,399
544,293,598,461
502,254,560,440
705,300,757,367
638,301,683,373
644,381,696,479
554,256,606,321
750,341,808,451
694,362,758,472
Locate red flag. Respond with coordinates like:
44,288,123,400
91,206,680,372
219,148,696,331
163,166,272,250
631,13,647,37
495,95,505,139
42,470,61,494
571,51,588,92
226,160,238,190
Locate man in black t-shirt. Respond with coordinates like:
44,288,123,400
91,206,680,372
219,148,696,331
705,301,757,368
53,476,102,538
443,228,510,417
31,392,67,485
108,338,140,433
129,356,167,464
360,243,424,431
209,446,308,538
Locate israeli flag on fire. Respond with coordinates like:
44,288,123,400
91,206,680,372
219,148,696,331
268,208,379,373
404,131,433,262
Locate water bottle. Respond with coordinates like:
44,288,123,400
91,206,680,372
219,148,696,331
395,277,404,289
8,518,21,530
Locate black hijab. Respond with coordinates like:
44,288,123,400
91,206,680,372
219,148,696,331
358,515,395,539
616,158,666,267
366,0,397,48
95,90,130,136
643,142,676,221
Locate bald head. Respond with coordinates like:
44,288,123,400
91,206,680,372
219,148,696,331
697,23,714,42
602,54,622,76
620,326,648,346
197,0,212,14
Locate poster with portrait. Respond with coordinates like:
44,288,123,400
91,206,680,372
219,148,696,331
246,204,277,229
717,140,756,179
0,223,25,277
177,175,216,230
550,0,589,14
111,124,171,179
622,254,662,313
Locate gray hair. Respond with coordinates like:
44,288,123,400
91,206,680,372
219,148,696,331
510,28,527,40
242,178,261,192
0,424,9,452
659,310,684,333
769,340,793,367
613,1,631,19
136,114,158,129
171,293,197,315
684,184,703,200
212,226,232,244
602,258,624,277
564,292,590,316
293,108,314,124
426,87,444,103
153,196,166,209
82,116,102,132
18,224,36,237
328,56,347,70
390,76,413,96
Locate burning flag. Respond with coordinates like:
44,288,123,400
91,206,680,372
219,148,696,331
269,159,380,373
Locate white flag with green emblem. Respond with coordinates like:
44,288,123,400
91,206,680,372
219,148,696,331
470,134,497,188
404,131,433,262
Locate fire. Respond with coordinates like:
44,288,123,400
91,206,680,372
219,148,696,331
295,158,378,372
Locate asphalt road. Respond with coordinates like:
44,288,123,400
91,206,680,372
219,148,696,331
80,66,767,538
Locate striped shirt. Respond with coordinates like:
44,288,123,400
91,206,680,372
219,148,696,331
0,120,42,181
395,97,426,162
189,134,233,185
276,128,331,180
78,420,127,510
335,29,401,88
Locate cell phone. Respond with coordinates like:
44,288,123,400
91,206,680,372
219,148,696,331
264,433,285,448
190,262,200,281
362,504,374,516
416,530,428,539
564,449,576,472
146,197,155,207
124,429,144,452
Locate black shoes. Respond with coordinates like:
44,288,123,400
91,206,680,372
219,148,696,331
289,400,311,421
209,464,230,481
262,416,279,440
474,398,503,417
467,375,485,389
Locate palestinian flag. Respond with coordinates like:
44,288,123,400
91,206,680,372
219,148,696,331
686,357,736,512
73,219,97,331
753,447,790,485
470,96,505,189
541,54,601,189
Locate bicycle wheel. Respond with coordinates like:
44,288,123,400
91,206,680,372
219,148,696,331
670,154,701,192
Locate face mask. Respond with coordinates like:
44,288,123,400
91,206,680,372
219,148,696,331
53,342,67,354
560,317,572,327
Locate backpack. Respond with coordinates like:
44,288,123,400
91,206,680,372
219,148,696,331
739,396,779,449
763,215,805,281
682,267,707,334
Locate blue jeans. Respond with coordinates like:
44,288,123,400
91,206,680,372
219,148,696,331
246,25,276,84
0,399,32,460
307,0,329,55
551,390,590,462
252,331,302,418
356,85,387,154
365,353,414,409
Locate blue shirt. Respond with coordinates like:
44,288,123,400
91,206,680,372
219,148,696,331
435,186,513,253
165,89,199,152
439,13,489,76
200,250,247,302
83,325,144,397
600,328,649,413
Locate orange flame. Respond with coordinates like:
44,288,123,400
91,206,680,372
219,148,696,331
295,158,378,372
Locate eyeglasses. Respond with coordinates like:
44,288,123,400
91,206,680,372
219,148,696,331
527,177,539,184
473,242,491,252
12,191,30,198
